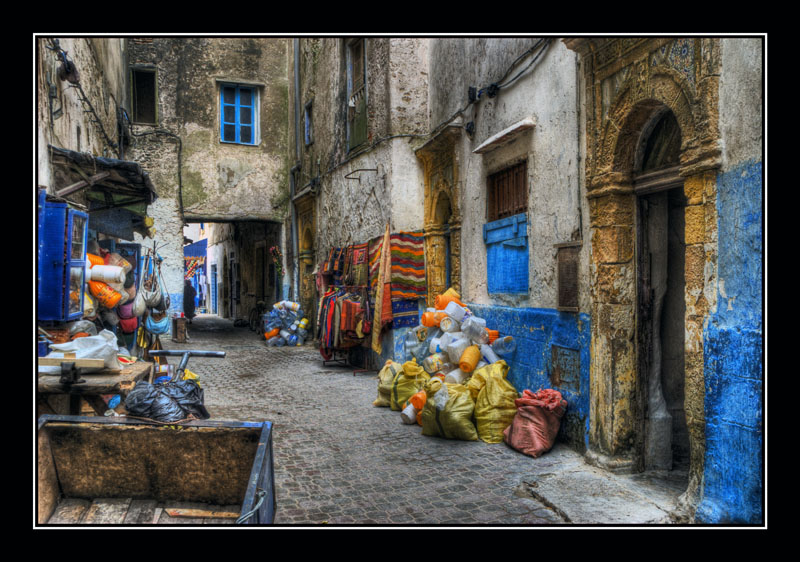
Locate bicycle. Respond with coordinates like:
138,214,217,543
248,299,268,334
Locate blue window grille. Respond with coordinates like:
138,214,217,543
220,84,257,145
483,213,529,295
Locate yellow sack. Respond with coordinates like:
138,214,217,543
420,383,478,441
373,360,403,407
183,368,201,388
466,364,493,402
473,360,519,443
390,358,430,411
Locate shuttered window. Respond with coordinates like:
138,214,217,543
347,38,367,151
220,84,258,145
488,161,528,222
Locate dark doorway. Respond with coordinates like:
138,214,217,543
634,109,689,474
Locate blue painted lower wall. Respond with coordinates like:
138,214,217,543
696,159,763,524
370,302,591,452
465,304,591,452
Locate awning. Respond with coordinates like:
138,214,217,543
48,145,158,240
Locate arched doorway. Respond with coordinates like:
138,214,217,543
633,109,690,474
427,190,453,298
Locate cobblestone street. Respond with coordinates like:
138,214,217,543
158,314,685,527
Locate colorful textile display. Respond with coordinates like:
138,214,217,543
371,225,393,354
392,299,420,329
348,242,369,287
368,236,383,292
184,257,204,280
390,231,426,301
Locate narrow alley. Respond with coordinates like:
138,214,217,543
157,314,686,526
36,34,764,527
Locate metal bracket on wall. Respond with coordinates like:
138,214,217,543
344,168,377,183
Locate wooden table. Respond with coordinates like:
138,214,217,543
37,360,154,417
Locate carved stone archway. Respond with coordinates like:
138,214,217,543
565,37,722,514
416,125,463,307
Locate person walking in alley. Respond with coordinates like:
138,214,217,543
184,280,197,324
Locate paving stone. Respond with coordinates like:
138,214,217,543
158,314,683,527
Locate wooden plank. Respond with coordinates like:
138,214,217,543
37,361,151,394
157,502,207,525
47,498,91,524
38,357,107,368
165,507,240,519
203,505,242,525
123,499,159,524
81,498,132,524
56,171,111,197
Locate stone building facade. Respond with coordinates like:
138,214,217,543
563,37,763,522
36,35,764,525
291,36,764,524
125,37,291,319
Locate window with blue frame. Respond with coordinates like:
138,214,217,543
484,161,529,295
220,84,258,145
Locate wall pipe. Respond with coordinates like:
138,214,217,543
290,38,302,301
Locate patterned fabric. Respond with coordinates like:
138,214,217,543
350,243,369,288
368,236,384,292
391,299,420,329
390,231,426,301
184,257,204,280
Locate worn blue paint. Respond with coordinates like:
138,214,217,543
484,214,529,294
696,159,763,524
466,303,592,451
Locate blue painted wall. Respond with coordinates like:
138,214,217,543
466,304,592,452
696,159,763,524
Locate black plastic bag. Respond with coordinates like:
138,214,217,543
158,379,210,420
124,379,209,422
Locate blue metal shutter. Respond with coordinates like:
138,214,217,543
483,213,529,294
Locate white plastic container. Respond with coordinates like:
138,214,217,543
444,301,468,322
400,403,418,425
445,338,470,364
492,335,517,356
480,343,501,364
444,368,469,385
439,316,461,333
423,353,448,374
89,265,126,284
429,337,443,354
461,316,490,345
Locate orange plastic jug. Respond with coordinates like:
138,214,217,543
421,311,447,327
87,253,105,267
264,328,280,340
459,345,481,373
88,280,122,309
434,293,465,310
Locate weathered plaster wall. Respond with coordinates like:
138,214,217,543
437,40,587,311
127,38,291,313
293,38,429,258
696,38,763,524
37,37,128,190
424,39,590,448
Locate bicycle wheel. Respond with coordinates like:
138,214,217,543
248,307,259,332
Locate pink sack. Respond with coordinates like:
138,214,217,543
503,388,567,458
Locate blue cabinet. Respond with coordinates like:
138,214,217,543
38,192,88,322
483,213,529,295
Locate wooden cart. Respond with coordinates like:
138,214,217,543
37,415,276,525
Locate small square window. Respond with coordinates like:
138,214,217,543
131,68,157,124
220,84,259,145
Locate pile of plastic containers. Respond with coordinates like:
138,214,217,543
264,300,310,347
403,288,517,383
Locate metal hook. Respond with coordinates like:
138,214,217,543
344,168,377,182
